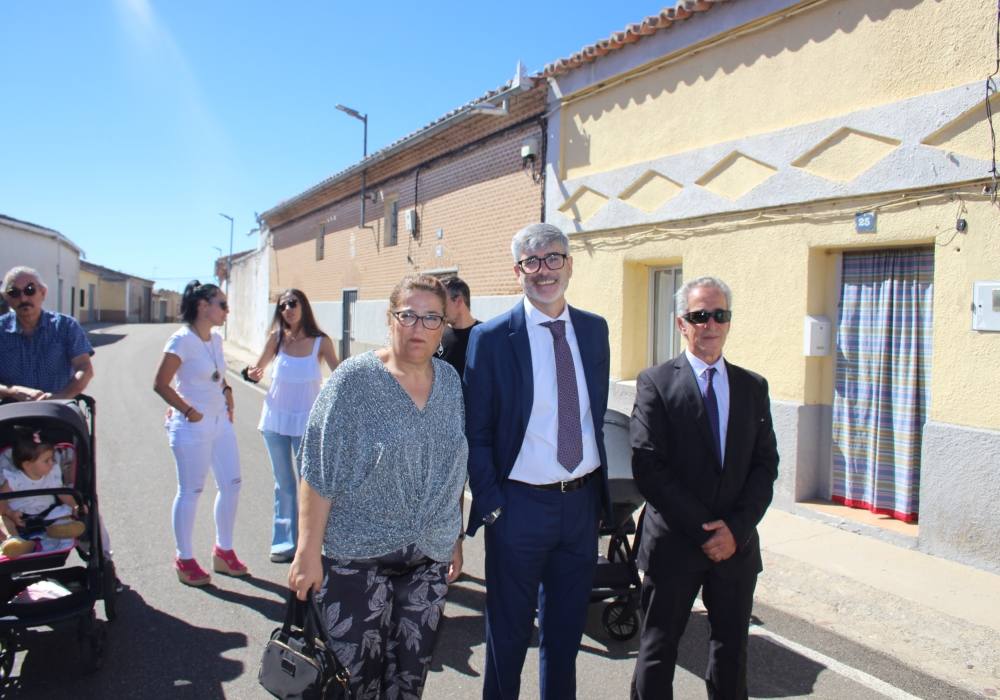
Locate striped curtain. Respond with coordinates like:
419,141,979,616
831,248,933,523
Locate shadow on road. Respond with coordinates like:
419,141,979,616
674,610,823,698
6,587,246,699
431,574,487,677
199,575,287,624
86,332,127,349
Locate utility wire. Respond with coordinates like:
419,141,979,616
986,0,1000,203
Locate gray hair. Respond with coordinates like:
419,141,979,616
675,276,732,316
510,223,569,261
2,266,47,292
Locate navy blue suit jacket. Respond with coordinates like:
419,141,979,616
463,300,611,536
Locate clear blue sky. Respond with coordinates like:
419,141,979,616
1,1,657,291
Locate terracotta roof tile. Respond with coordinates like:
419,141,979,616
542,0,734,77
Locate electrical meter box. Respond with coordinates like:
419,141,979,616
803,315,832,356
972,281,1000,332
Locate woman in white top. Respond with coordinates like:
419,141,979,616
154,280,247,586
247,289,338,562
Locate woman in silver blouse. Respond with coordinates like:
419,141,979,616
289,274,467,699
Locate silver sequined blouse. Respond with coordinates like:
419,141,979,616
299,351,468,563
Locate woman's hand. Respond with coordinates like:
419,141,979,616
288,550,324,601
246,365,264,382
186,408,204,423
447,539,464,583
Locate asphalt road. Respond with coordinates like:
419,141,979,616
1,324,978,699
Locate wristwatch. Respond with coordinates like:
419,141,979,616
483,507,503,525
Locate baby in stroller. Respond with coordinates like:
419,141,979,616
0,428,84,558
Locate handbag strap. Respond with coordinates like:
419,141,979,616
284,590,352,691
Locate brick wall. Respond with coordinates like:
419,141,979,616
270,119,544,303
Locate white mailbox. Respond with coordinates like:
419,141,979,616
803,315,832,356
972,281,1000,332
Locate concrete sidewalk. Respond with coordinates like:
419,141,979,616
757,510,1000,696
222,338,1000,697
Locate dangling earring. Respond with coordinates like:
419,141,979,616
436,342,444,356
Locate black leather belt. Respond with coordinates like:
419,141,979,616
509,469,598,493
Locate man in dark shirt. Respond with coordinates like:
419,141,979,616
438,276,480,377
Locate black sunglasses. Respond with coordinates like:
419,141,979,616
211,299,229,312
5,283,38,299
682,308,732,325
278,299,299,312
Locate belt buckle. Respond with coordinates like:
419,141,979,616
560,480,568,493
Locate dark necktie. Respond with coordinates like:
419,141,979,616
542,320,583,472
704,367,722,465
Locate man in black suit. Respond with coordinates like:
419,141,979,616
630,276,778,700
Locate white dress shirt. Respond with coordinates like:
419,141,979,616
509,298,601,483
685,350,730,465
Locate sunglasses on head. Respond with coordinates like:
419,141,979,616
682,308,732,325
278,299,298,312
5,283,38,299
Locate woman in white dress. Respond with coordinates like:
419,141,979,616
247,289,338,562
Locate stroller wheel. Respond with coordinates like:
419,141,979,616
602,600,639,642
0,632,16,680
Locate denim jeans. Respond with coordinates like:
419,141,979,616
261,430,302,555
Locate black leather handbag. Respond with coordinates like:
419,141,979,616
258,592,353,699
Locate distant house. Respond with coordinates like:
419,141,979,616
0,213,83,317
152,288,182,323
79,261,154,323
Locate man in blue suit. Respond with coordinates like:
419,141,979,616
464,223,611,699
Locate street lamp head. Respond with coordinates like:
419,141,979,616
218,212,233,222
335,104,366,122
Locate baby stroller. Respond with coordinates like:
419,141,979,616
0,396,117,677
591,408,645,641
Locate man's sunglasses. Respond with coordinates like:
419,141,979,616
5,283,38,299
682,308,732,325
278,299,298,312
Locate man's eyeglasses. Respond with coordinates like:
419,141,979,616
516,252,568,274
278,299,298,312
5,283,38,299
682,309,732,325
391,310,445,330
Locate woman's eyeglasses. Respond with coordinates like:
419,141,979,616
682,309,732,325
278,299,299,312
5,283,38,299
391,310,445,330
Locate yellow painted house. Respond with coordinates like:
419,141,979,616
543,0,1000,572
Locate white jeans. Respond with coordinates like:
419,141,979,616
167,414,241,560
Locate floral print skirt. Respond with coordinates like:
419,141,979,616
318,544,449,700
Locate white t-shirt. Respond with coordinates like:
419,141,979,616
2,466,67,516
163,326,227,423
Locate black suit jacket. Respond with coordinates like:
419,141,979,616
631,352,778,578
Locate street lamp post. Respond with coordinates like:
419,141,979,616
218,213,233,339
335,104,370,228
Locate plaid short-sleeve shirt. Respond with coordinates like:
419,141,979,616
0,310,94,394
